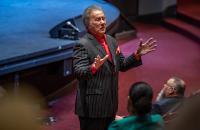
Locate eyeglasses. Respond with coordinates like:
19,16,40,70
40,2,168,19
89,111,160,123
164,83,177,91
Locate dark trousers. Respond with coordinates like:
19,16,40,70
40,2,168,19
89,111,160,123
79,116,115,130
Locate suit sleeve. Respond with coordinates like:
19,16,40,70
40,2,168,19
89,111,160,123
73,42,93,79
119,52,142,72
107,35,142,72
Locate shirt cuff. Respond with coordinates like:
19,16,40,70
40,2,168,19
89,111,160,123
91,64,97,74
133,52,141,61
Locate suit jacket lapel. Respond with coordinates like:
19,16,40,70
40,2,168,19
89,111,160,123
105,35,117,67
85,33,111,72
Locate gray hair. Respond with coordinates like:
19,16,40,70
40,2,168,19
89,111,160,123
82,5,104,28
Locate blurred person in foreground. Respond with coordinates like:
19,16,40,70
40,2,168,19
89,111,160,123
73,5,157,130
108,81,164,130
166,93,200,130
0,84,46,130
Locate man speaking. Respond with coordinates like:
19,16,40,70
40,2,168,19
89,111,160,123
73,5,157,130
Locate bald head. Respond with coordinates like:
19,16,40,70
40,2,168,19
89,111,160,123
165,77,186,97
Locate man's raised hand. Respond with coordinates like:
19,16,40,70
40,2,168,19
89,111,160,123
136,37,157,56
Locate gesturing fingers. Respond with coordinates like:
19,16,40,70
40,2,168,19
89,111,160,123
146,37,154,44
101,55,109,63
148,41,157,49
96,55,101,61
147,39,157,46
143,37,157,48
140,37,155,47
137,37,158,55
93,55,109,70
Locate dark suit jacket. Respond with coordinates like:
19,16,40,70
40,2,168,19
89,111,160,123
73,33,142,118
152,97,184,115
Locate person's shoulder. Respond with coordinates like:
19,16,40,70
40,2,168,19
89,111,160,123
73,36,89,48
106,34,117,41
108,116,137,130
155,97,172,105
106,34,118,49
106,34,114,38
157,97,180,105
151,114,162,118
78,36,89,44
116,116,137,126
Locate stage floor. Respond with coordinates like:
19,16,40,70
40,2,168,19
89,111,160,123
0,0,119,75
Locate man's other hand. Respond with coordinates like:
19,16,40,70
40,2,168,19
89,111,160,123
92,55,109,70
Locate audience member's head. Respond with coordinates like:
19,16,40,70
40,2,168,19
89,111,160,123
128,81,153,116
164,77,185,97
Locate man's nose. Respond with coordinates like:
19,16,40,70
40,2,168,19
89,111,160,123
100,19,105,24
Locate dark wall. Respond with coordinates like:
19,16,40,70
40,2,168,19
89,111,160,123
107,0,138,17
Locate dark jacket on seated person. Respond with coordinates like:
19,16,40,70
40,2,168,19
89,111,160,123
152,97,184,115
152,77,186,116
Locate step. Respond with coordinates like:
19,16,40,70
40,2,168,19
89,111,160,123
163,18,200,43
177,11,200,28
177,3,200,28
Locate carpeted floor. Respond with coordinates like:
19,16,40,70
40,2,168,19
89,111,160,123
47,22,200,130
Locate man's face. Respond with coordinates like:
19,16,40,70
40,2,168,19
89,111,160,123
87,10,106,37
164,78,176,97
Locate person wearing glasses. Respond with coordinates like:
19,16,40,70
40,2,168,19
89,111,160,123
152,77,186,116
